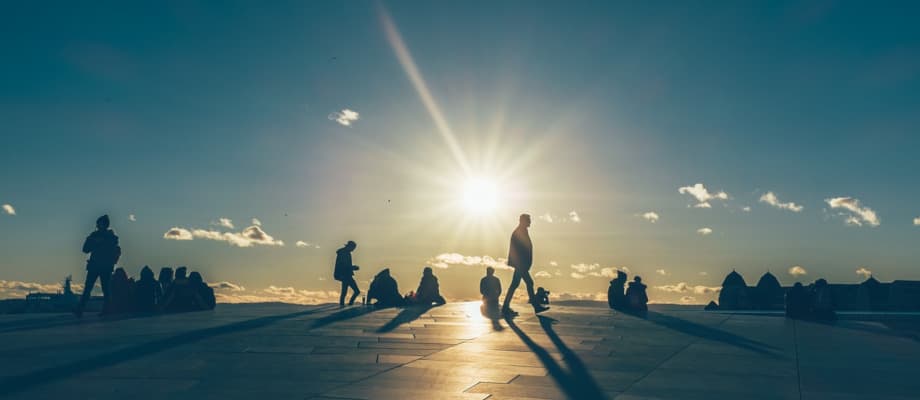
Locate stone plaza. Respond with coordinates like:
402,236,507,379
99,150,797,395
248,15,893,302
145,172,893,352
0,302,917,399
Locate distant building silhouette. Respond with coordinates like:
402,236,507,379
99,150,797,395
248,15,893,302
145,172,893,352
713,270,920,311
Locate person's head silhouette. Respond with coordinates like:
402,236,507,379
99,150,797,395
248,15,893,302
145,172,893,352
634,276,642,283
140,266,155,281
189,271,204,285
423,266,433,277
159,267,173,282
176,266,188,280
345,240,357,251
486,266,495,276
96,215,110,230
519,213,531,228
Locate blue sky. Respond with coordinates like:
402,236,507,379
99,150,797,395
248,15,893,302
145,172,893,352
1,1,919,304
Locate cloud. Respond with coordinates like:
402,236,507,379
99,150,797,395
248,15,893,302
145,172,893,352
216,285,341,305
570,263,600,273
296,240,321,249
537,213,554,223
0,280,71,299
826,197,880,227
534,271,552,278
128,214,136,222
328,109,360,126
654,282,721,294
569,263,619,278
759,192,804,212
742,206,752,212
788,266,807,276
2,204,15,215
214,217,234,229
697,227,713,235
163,227,193,240
568,211,581,223
656,269,668,276
211,281,246,292
641,212,660,223
914,217,919,226
679,183,729,208
549,261,558,267
426,253,511,270
856,267,872,279
680,296,697,304
550,292,606,301
252,218,262,226
570,272,586,279
699,271,708,276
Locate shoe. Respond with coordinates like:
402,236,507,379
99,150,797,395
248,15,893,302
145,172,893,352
501,307,519,316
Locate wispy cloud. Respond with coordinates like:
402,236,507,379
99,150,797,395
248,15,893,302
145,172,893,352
534,271,552,278
570,272,586,279
568,211,581,223
215,285,341,305
328,109,360,126
856,267,872,279
914,217,920,226
641,212,660,223
759,192,804,212
537,213,554,223
295,240,321,249
163,227,193,240
656,269,668,276
164,225,284,247
569,263,619,278
826,197,880,227
427,253,510,270
537,211,582,223
1,280,76,299
214,217,234,229
210,281,245,291
654,282,721,294
680,296,697,304
128,214,136,222
549,261,558,267
789,266,807,276
550,292,606,301
741,206,751,212
679,183,729,209
2,204,15,215
252,218,262,226
697,227,713,235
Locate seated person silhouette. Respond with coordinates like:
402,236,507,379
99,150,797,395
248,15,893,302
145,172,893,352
367,268,404,308
784,282,809,319
158,267,174,295
134,265,162,313
625,276,648,312
104,267,135,315
480,267,502,317
608,270,627,309
534,287,550,307
163,268,214,312
413,267,446,306
189,271,216,310
811,278,835,321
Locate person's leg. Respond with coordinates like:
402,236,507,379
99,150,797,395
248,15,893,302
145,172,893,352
521,270,536,304
339,281,348,305
502,269,523,310
77,270,99,314
434,295,446,305
347,278,360,305
98,269,112,314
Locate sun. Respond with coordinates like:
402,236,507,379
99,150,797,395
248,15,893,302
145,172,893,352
461,178,499,215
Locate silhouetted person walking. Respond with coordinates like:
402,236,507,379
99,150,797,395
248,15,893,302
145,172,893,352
608,270,627,310
414,267,446,306
334,241,361,306
367,268,403,308
502,214,547,316
625,276,648,312
74,215,121,317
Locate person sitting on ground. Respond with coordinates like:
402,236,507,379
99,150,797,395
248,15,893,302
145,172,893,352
158,267,174,295
162,270,214,312
625,276,648,312
367,268,404,308
480,267,502,306
608,270,627,310
811,278,836,321
105,267,135,314
189,271,216,310
784,282,809,319
534,287,550,307
134,266,162,313
413,267,446,306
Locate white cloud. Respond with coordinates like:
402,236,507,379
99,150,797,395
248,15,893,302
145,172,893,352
2,204,15,215
426,253,511,270
826,197,880,227
549,261,558,267
569,263,619,278
550,291,606,301
216,285,341,305
680,296,697,304
697,227,713,235
570,272,586,279
679,183,729,208
654,282,721,294
211,281,246,292
570,263,600,273
568,211,581,223
856,267,872,279
789,266,807,276
328,109,360,126
699,271,708,276
534,271,552,278
759,192,804,212
742,206,752,212
214,217,234,229
656,269,668,276
163,227,193,241
0,280,73,299
128,214,136,222
913,217,919,226
537,213,554,223
641,212,660,223
252,218,262,226
554,270,562,276
296,240,321,249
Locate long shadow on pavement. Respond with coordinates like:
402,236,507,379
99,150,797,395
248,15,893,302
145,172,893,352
376,305,434,333
505,316,608,400
625,310,780,358
0,304,340,396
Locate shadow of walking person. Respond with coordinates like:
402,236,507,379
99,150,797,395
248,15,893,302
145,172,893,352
376,305,433,333
505,316,608,400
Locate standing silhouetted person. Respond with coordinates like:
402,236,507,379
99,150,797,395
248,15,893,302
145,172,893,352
480,267,502,306
135,266,162,313
625,276,648,312
608,270,627,310
74,215,121,317
334,241,361,306
502,214,547,316
414,267,446,306
367,268,403,308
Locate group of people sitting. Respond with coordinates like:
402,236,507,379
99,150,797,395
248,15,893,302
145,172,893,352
785,279,836,320
607,270,649,312
365,267,448,308
102,265,216,315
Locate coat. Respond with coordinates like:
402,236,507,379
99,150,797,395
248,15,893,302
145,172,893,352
507,226,533,270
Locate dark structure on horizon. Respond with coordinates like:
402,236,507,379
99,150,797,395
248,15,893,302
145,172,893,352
712,270,920,311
